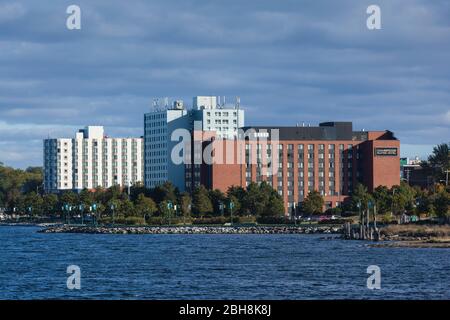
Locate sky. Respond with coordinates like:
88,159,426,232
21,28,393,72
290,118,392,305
0,0,449,169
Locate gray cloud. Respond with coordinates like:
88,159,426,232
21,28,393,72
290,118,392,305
0,0,449,168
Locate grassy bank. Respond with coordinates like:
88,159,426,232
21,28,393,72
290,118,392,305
380,224,450,239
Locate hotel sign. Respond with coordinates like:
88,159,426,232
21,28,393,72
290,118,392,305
375,147,398,156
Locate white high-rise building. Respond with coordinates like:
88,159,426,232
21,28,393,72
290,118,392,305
144,96,245,191
192,96,244,139
144,101,190,190
44,126,144,193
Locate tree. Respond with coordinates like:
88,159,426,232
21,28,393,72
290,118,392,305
351,183,373,211
59,191,78,208
242,182,266,216
158,200,173,224
227,186,245,215
118,198,135,217
22,191,44,216
259,182,284,217
265,193,285,217
151,181,178,204
179,193,192,218
135,193,157,219
22,167,43,194
192,185,213,217
428,143,450,170
434,191,449,220
302,190,324,215
79,189,95,208
373,186,391,214
391,182,417,215
43,193,58,216
208,189,226,216
129,182,148,202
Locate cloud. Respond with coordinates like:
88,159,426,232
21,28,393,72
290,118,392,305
0,3,26,23
0,0,449,168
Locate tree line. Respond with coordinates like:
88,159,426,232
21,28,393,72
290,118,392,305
0,161,285,223
1,139,449,224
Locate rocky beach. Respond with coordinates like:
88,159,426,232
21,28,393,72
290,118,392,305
38,225,342,235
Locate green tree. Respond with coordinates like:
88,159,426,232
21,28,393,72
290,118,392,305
351,183,373,211
42,193,58,216
434,191,449,220
158,200,174,224
265,192,285,217
391,182,417,215
428,143,450,181
372,185,391,214
192,185,213,217
242,182,266,216
118,198,135,217
135,193,157,219
59,191,78,209
259,182,284,217
208,189,226,216
23,191,44,216
179,193,192,218
302,190,324,215
152,181,178,204
79,189,95,208
227,186,245,215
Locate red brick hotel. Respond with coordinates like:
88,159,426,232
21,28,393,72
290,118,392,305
185,122,400,214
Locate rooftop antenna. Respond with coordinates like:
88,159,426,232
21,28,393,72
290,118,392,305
223,96,226,107
218,96,221,108
236,96,240,136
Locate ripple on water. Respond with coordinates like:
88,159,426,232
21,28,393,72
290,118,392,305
0,226,449,299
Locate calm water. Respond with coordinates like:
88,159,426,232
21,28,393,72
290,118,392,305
0,226,448,300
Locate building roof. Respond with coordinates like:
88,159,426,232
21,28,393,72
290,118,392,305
240,122,397,141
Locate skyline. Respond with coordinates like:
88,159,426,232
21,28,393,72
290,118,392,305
1,0,450,168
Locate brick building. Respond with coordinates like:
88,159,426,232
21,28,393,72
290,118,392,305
185,122,400,214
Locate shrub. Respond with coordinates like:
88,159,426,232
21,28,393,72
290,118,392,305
256,215,287,225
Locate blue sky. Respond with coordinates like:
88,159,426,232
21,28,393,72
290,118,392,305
0,0,449,168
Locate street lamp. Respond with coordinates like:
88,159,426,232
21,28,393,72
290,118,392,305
229,201,234,225
219,202,224,216
291,203,297,225
110,203,115,227
79,204,85,225
167,201,173,225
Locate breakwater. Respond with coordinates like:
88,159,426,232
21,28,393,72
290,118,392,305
38,225,343,235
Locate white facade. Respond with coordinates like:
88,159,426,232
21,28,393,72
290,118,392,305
44,126,144,192
144,96,245,191
144,106,189,190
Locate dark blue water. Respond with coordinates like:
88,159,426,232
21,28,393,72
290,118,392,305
0,226,448,299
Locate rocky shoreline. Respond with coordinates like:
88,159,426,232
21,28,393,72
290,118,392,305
38,225,342,235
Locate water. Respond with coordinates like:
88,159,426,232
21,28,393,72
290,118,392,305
0,226,448,299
